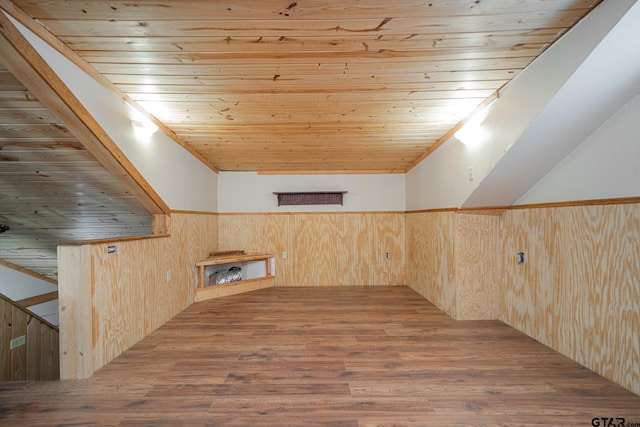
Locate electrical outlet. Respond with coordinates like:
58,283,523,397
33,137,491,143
282,251,288,259
386,252,391,260
468,166,475,181
166,269,172,282
10,335,26,350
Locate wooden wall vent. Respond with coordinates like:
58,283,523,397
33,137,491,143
274,192,347,206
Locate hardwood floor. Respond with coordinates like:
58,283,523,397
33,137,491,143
1,286,639,426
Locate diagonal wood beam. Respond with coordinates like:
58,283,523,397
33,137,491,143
0,9,169,215
0,258,58,285
16,291,59,307
0,0,218,174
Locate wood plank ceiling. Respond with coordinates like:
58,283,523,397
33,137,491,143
0,0,603,279
0,60,152,279
8,0,602,173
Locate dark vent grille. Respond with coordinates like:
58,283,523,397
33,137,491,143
274,192,347,206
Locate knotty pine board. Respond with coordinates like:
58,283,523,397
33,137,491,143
0,295,59,381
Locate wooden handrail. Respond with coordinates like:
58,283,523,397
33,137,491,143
0,291,58,331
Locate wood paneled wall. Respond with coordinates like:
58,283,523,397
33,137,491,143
0,293,59,381
406,211,457,316
57,205,638,395
406,203,640,395
454,213,500,320
218,213,405,287
406,211,500,320
499,204,640,395
58,212,217,378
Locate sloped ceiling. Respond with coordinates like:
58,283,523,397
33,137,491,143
0,59,152,279
0,0,611,278
6,0,603,173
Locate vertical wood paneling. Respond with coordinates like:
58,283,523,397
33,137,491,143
406,212,456,317
290,214,345,286
58,245,93,379
91,242,146,370
218,212,405,287
60,212,218,377
499,209,555,346
377,213,407,286
553,205,639,393
0,295,59,381
0,296,10,378
26,317,41,380
170,213,216,303
218,214,289,286
454,213,500,320
499,203,640,395
10,303,27,380
141,239,162,333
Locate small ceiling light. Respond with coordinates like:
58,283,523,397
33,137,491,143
130,108,159,136
455,95,498,148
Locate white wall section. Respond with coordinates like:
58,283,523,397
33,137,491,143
517,93,640,204
406,0,638,210
10,15,218,213
218,172,405,213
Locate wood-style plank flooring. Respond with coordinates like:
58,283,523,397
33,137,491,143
1,286,639,426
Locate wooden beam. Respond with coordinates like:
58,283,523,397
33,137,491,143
0,0,219,174
0,259,58,285
16,291,58,308
0,8,169,214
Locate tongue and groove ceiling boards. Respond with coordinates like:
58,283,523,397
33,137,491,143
0,0,606,278
7,0,602,173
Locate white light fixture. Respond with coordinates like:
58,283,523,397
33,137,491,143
454,95,498,148
130,108,159,136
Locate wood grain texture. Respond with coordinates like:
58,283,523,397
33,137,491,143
406,211,457,317
0,293,59,381
0,62,153,280
5,0,601,173
454,213,500,320
1,286,639,426
290,214,345,286
58,212,218,377
218,213,405,287
499,203,640,395
57,244,93,379
218,214,290,286
499,209,555,347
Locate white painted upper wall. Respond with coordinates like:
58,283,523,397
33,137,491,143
10,15,218,213
464,0,640,208
517,92,640,204
406,0,638,210
218,172,405,213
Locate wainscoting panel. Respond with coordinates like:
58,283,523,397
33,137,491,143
406,212,457,317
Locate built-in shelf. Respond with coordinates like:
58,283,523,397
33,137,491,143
194,253,275,302
273,191,347,206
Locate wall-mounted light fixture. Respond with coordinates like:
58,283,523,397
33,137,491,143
129,107,159,136
454,93,498,148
